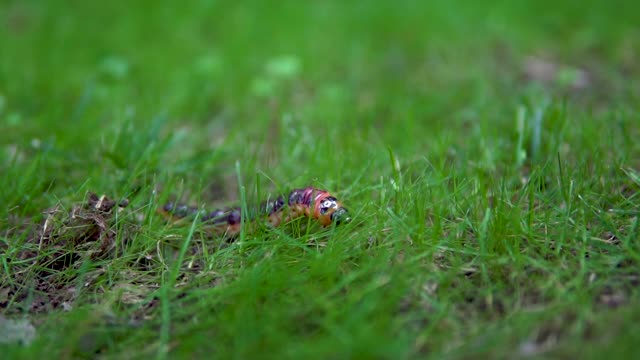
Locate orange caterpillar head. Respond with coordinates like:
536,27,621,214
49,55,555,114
314,195,351,226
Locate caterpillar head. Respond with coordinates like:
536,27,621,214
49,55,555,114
318,196,351,226
330,206,351,225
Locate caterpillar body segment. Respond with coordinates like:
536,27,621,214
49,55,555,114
160,187,350,237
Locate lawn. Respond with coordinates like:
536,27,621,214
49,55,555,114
1,0,639,358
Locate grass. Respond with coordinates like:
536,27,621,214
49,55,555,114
1,0,640,358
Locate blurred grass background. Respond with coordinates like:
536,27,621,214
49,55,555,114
1,0,640,358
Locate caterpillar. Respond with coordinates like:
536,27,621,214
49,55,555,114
159,187,350,237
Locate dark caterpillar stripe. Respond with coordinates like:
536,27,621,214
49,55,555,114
159,187,350,237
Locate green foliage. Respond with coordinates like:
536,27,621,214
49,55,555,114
1,0,639,358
